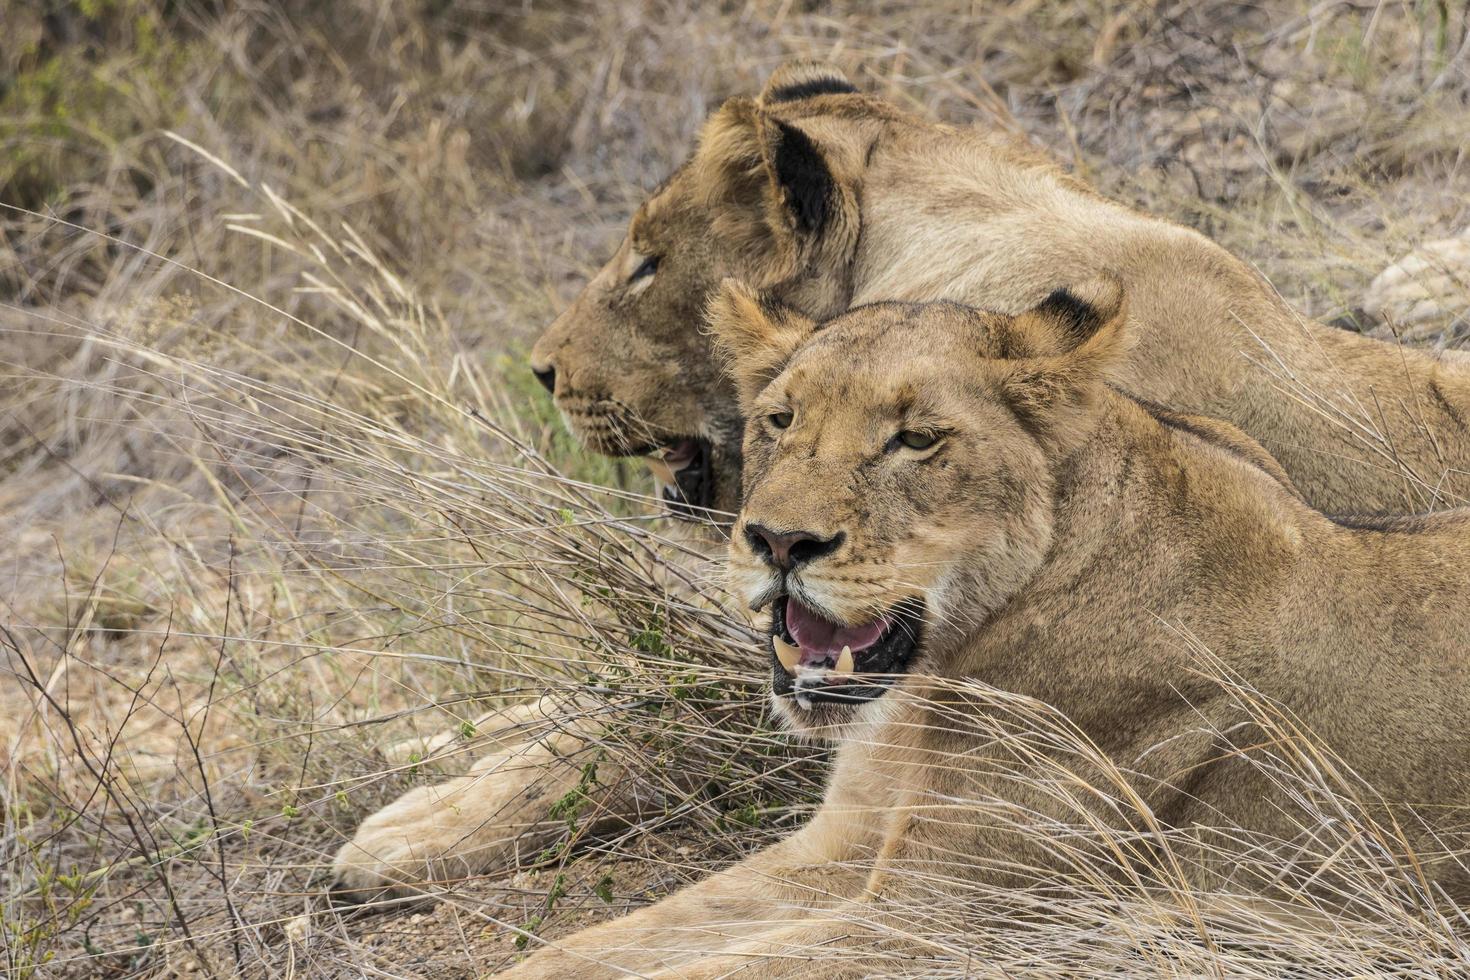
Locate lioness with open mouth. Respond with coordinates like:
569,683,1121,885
530,61,1470,523
491,282,1470,977
334,59,1470,905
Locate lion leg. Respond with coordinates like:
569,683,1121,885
330,696,653,905
376,700,547,765
640,921,901,980
625,785,1084,978
491,814,875,979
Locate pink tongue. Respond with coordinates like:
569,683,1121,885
660,439,699,470
785,597,889,666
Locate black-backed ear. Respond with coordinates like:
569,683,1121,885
998,278,1131,440
690,76,869,311
705,278,819,411
692,99,831,247
1033,276,1126,349
759,61,858,106
765,118,835,237
1010,275,1127,356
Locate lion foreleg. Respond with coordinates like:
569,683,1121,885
492,815,874,979
331,697,657,904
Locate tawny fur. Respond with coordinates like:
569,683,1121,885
491,286,1470,979
338,58,1470,907
532,60,1470,517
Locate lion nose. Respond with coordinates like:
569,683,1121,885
745,524,844,571
531,364,556,394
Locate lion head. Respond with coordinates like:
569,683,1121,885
708,279,1130,737
530,63,895,522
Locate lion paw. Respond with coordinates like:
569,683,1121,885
330,780,490,906
330,698,634,907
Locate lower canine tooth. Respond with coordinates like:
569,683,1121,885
835,645,854,675
773,636,801,674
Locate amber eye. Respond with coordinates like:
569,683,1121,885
629,255,660,281
893,430,938,451
769,410,794,430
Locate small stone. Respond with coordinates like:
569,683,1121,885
283,913,311,944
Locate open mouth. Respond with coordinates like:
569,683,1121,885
644,437,715,520
768,594,923,709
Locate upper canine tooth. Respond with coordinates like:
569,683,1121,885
645,456,677,485
773,636,801,674
835,645,854,675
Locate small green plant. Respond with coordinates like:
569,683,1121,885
2,840,102,979
630,624,670,658
514,873,569,950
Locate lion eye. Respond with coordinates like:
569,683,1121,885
769,410,794,430
629,255,661,281
893,430,938,451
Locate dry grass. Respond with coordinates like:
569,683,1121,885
2,0,1469,976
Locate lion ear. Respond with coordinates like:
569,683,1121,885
705,278,819,410
998,277,1131,438
749,62,860,252
692,85,867,299
1005,276,1127,359
757,116,838,239
758,61,857,106
1027,277,1126,351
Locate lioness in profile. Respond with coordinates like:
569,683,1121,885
530,61,1470,521
334,60,1470,901
491,284,1470,978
